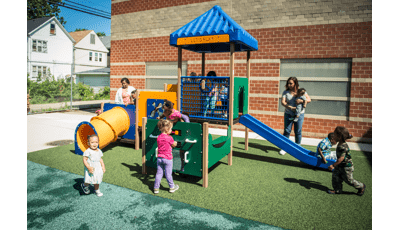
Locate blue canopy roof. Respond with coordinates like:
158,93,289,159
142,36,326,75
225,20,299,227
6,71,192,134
170,5,258,53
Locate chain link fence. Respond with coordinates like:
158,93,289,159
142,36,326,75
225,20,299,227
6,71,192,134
27,73,110,114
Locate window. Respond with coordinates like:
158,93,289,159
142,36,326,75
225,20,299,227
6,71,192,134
145,62,188,90
89,52,92,61
279,59,352,117
42,41,47,53
50,23,56,35
90,34,95,44
32,40,37,52
32,65,49,78
32,66,37,77
38,41,42,52
95,53,98,61
32,39,47,53
99,53,102,62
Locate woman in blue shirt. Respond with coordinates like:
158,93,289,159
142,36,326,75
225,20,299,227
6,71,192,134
279,77,311,155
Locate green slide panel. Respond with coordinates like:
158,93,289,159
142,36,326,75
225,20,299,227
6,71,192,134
208,125,232,168
145,119,203,177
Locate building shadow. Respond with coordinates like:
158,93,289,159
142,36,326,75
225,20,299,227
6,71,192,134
232,150,321,171
234,141,280,152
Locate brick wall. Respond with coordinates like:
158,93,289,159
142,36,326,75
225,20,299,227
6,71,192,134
111,0,372,41
112,0,215,16
110,0,372,143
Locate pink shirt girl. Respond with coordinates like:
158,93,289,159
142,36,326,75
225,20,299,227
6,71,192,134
166,109,190,123
157,133,174,160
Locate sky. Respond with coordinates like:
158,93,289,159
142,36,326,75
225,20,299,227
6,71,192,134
58,0,111,36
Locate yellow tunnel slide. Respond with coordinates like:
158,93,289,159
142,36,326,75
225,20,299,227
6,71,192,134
75,107,130,154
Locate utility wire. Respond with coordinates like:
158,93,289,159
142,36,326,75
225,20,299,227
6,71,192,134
64,0,111,15
45,0,111,19
58,0,111,18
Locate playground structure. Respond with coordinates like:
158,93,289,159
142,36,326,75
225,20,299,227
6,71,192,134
74,5,335,188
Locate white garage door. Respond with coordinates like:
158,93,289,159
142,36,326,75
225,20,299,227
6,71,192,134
78,75,110,93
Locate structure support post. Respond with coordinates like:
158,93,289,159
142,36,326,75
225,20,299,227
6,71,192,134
202,52,205,76
142,117,147,174
177,46,182,111
202,122,209,188
245,50,251,151
228,42,235,166
135,90,140,150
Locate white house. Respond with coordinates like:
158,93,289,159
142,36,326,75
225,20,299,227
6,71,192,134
99,36,111,67
69,30,110,93
27,16,75,80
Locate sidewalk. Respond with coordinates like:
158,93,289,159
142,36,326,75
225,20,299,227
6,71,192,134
29,99,110,112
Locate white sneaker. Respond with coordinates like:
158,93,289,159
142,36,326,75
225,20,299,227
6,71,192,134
95,190,103,197
279,149,286,155
169,184,179,193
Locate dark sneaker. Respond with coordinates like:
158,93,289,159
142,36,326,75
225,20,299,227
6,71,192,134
169,184,179,193
327,190,342,194
357,184,366,196
81,183,90,194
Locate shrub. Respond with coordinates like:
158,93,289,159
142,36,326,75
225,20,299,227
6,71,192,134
28,74,110,104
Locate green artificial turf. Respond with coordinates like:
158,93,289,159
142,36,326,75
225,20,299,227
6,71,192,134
27,137,372,230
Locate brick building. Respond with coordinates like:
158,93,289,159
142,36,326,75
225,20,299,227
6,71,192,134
110,0,372,143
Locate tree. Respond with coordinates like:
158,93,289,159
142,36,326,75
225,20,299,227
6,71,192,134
27,0,66,25
74,28,87,31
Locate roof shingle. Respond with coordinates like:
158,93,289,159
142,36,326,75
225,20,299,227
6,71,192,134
69,30,93,44
27,17,52,34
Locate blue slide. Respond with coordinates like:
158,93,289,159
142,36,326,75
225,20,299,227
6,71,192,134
239,114,335,169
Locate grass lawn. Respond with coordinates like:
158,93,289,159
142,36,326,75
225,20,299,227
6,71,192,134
27,136,372,230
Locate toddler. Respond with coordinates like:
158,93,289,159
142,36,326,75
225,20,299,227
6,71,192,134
154,120,179,194
129,89,137,105
81,134,106,197
157,99,190,124
292,88,307,122
219,81,229,118
327,126,366,196
203,71,218,116
316,132,337,164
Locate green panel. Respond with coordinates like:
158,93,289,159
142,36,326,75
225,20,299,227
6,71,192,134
145,119,203,177
208,125,231,168
233,77,249,118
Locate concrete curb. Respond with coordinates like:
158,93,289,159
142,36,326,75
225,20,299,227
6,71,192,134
30,100,111,111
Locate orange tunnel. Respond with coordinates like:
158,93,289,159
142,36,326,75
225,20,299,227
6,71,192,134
75,107,130,154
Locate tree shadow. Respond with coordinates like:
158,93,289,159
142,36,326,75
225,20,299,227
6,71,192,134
284,178,356,195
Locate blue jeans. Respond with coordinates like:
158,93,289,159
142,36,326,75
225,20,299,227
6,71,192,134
283,112,304,144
